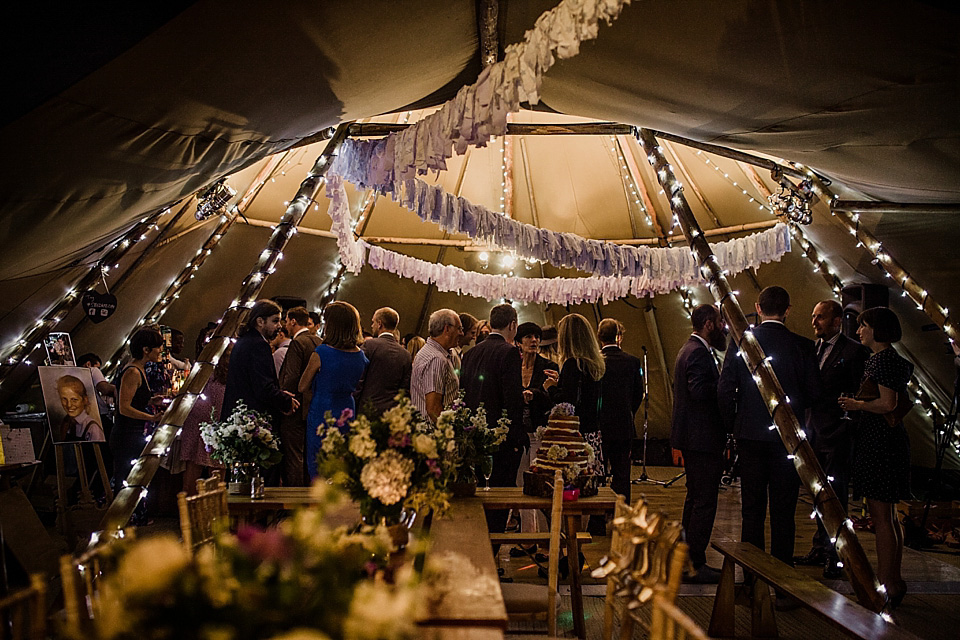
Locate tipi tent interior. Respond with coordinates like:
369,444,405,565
1,0,959,630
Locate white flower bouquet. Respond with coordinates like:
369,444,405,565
317,396,456,525
440,394,510,484
200,401,282,469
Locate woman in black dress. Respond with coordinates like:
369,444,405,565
838,307,912,607
112,329,164,492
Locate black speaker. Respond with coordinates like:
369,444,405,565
840,283,889,339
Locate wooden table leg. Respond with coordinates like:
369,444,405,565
708,556,736,638
566,514,586,639
751,578,778,638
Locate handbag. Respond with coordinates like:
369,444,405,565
855,377,912,427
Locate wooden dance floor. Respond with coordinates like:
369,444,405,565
500,466,960,639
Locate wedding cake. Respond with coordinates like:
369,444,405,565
524,403,598,496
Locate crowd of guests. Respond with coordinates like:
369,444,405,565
83,283,914,606
671,285,912,610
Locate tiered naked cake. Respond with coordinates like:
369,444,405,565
524,404,598,497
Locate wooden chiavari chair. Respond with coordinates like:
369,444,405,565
60,528,134,637
177,470,228,552
0,574,46,640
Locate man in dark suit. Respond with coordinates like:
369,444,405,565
277,306,322,486
596,318,644,504
672,304,728,583
223,300,300,474
460,303,524,534
796,300,870,577
357,307,412,415
718,286,821,567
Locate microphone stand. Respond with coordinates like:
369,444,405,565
632,347,684,486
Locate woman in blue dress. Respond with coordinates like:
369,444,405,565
299,301,368,478
838,307,913,608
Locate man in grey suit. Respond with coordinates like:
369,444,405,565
277,306,322,486
357,307,412,416
671,304,727,583
719,286,821,568
796,300,870,577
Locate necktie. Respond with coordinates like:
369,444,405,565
817,340,830,368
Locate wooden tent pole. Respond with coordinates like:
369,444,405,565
637,127,887,612
0,208,171,397
97,123,353,540
518,138,549,325
101,153,289,374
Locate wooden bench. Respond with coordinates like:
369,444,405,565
489,531,592,545
709,539,919,639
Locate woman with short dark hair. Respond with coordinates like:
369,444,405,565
112,328,163,493
299,301,369,478
838,306,912,607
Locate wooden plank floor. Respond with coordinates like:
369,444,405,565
502,465,960,639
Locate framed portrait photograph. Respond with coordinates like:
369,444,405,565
43,332,76,367
38,366,106,444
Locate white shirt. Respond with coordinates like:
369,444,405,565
817,331,842,368
273,338,291,376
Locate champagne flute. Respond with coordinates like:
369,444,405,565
481,455,494,491
839,392,853,420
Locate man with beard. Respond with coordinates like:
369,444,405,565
223,299,299,426
671,304,728,583
795,300,869,577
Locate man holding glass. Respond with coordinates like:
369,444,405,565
795,300,869,577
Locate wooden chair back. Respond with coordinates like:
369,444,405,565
545,469,563,638
501,469,564,636
650,593,709,640
594,498,689,640
60,529,134,637
0,574,46,640
177,472,228,552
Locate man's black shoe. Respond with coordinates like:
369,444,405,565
823,560,843,580
682,565,722,584
793,547,828,566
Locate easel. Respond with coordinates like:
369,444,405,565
54,442,113,549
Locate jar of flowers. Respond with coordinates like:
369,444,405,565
316,397,456,541
441,396,510,497
200,401,282,494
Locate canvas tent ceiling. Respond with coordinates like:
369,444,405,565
1,2,958,466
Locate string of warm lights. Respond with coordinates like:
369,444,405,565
780,165,956,454
0,207,171,386
98,125,347,541
610,136,655,227
102,208,241,374
636,127,887,612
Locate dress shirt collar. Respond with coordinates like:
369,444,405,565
691,333,711,350
760,319,786,326
819,331,842,349
293,327,309,339
378,332,397,340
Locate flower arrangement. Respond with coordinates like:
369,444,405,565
200,401,282,469
440,395,510,483
317,397,456,525
93,482,418,640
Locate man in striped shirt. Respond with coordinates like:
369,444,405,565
411,309,463,422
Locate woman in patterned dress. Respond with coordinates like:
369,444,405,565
838,307,912,607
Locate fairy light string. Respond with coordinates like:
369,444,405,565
0,207,172,389
635,126,887,613
96,124,348,542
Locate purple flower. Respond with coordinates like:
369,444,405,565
426,459,441,478
337,407,354,427
236,525,292,563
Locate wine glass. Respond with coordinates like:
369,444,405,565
839,392,853,420
481,455,494,491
